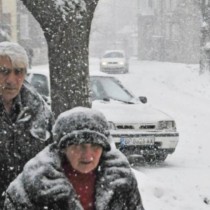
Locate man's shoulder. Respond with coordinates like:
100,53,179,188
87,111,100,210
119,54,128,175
21,81,42,101
21,82,51,112
26,144,58,165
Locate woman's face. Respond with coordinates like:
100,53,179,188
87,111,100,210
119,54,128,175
65,143,103,173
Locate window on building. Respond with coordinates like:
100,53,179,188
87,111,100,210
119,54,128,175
165,0,170,11
171,0,177,11
165,23,171,39
165,0,177,11
20,14,29,39
152,0,161,12
171,24,180,40
148,0,153,8
1,13,11,38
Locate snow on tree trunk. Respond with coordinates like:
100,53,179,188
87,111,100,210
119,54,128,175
20,0,99,117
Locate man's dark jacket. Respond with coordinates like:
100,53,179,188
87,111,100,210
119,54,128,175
0,82,54,207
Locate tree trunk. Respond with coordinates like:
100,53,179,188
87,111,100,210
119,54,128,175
20,0,99,117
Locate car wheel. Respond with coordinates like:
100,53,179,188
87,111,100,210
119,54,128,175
127,155,145,166
156,153,168,162
143,154,157,164
123,68,128,74
126,67,129,73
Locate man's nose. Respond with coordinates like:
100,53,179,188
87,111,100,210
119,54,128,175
5,71,16,84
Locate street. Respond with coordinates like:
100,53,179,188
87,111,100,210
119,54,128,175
90,58,210,210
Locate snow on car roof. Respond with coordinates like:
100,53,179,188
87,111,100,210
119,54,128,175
28,65,116,79
89,71,114,77
27,65,50,77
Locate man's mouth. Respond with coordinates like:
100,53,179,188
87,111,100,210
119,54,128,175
3,86,17,90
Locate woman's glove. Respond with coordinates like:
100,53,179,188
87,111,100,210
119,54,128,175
22,146,72,205
100,149,145,210
101,148,133,189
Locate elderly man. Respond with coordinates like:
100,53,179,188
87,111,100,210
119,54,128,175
4,107,145,210
0,42,53,207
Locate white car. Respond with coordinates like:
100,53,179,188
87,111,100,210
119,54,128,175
27,69,179,163
100,50,129,74
26,68,51,106
90,74,179,163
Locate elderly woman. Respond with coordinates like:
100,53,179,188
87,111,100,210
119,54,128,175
4,107,144,210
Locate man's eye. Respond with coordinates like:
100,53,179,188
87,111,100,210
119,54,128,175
0,67,10,75
14,68,25,75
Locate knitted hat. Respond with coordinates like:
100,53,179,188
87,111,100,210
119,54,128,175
53,107,111,151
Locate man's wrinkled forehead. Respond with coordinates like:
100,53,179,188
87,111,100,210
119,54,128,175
0,55,27,69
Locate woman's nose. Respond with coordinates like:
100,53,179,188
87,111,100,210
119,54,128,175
81,146,94,158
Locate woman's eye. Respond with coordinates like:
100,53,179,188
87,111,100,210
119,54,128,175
92,144,101,149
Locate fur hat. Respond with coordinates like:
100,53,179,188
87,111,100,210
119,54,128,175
53,107,111,151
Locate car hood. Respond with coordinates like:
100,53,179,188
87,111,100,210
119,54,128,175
92,100,173,124
101,57,125,62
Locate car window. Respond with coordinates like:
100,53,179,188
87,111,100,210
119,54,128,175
90,76,133,102
103,52,124,58
30,74,49,96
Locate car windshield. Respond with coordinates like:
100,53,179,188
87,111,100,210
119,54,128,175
103,52,124,58
90,76,134,102
29,74,49,96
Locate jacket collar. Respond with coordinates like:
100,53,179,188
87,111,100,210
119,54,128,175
94,168,115,210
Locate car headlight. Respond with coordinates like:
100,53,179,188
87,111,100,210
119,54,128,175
101,61,107,66
119,61,125,65
108,121,116,130
157,121,176,131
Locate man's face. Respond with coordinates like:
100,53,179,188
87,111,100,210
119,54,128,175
0,56,26,103
65,143,103,174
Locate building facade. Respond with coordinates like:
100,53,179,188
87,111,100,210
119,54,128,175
0,0,48,65
138,0,201,64
0,0,17,42
17,1,48,65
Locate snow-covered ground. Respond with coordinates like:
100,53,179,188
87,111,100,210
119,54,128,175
34,58,210,209
89,58,210,210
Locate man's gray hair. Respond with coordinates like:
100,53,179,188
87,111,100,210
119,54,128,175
0,42,29,69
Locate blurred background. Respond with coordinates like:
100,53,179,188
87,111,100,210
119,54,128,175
0,0,201,65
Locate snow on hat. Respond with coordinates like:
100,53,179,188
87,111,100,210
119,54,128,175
53,107,111,151
0,41,28,69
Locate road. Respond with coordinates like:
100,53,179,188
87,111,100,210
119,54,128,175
90,58,210,210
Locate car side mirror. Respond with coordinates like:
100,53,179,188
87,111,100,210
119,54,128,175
139,96,147,104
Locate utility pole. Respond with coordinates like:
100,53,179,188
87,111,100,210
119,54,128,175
137,0,142,60
160,0,165,61
137,0,140,59
113,0,118,49
0,0,2,25
200,0,210,72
